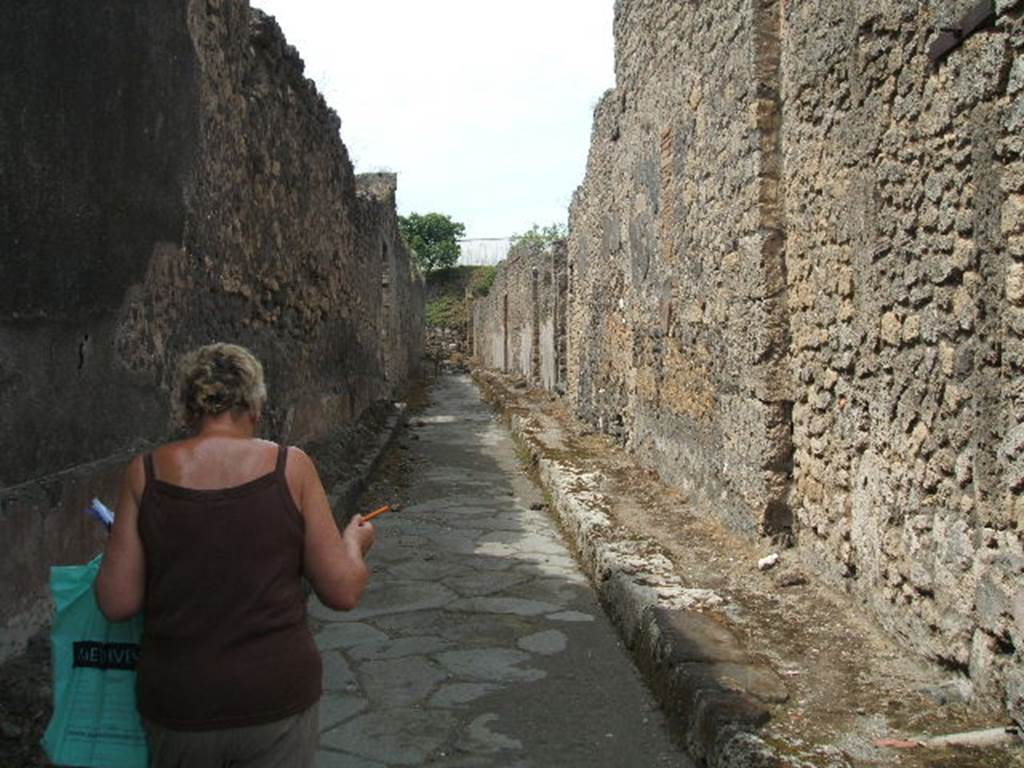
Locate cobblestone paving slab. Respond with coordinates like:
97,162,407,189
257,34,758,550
313,374,689,767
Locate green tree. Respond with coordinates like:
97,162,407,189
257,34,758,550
398,212,466,273
510,222,568,251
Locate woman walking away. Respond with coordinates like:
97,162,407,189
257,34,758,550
95,342,375,768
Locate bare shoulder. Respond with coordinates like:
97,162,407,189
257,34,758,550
123,453,147,502
284,445,315,470
125,453,146,480
282,445,319,513
250,437,282,461
150,436,193,462
283,445,322,489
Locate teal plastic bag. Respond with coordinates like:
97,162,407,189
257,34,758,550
42,555,148,767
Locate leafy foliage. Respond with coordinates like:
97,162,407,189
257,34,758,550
467,265,497,297
398,212,466,273
425,295,464,328
510,222,568,252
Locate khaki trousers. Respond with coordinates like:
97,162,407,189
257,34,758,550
143,702,319,768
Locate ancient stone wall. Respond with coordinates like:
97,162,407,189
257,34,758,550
538,244,569,392
473,0,1024,720
472,271,506,373
472,244,566,389
422,266,490,365
0,0,423,657
566,0,793,536
356,173,425,391
780,0,1024,718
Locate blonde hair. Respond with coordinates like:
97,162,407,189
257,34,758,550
172,343,267,428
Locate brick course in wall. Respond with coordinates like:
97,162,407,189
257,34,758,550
0,0,423,657
473,0,1024,723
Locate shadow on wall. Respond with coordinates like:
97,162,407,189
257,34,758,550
0,0,423,660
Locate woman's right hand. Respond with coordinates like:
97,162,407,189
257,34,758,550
345,515,376,556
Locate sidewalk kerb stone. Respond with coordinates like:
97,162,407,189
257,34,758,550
474,369,785,767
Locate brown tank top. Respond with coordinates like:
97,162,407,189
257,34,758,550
136,444,321,729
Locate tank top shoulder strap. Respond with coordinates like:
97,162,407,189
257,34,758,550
275,443,289,478
143,452,156,483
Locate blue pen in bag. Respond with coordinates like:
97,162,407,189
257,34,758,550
87,498,115,530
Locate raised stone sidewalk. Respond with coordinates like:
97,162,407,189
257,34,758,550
473,369,1024,768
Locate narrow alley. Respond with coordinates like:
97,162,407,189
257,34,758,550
4,1,1024,765
311,374,689,767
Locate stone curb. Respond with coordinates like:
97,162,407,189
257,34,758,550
474,371,786,767
327,402,408,517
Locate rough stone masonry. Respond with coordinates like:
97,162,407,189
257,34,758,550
0,0,423,657
472,241,568,392
473,0,1024,727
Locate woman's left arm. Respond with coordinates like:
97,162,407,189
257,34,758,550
95,455,146,621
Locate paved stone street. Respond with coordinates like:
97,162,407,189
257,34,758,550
310,374,690,767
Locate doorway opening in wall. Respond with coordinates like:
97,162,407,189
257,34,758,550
503,293,509,373
380,241,391,380
381,241,391,339
531,266,540,382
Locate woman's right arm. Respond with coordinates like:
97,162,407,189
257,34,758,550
290,447,375,611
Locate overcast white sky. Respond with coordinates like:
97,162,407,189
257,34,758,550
251,1,615,239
